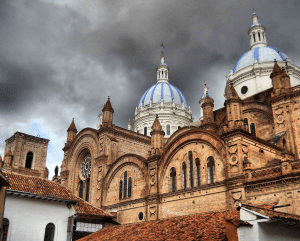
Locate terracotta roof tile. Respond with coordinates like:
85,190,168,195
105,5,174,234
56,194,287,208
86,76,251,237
5,172,111,217
241,203,300,222
78,209,240,241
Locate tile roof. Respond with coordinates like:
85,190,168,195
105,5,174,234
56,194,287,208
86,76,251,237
241,203,300,222
5,172,111,217
78,209,240,241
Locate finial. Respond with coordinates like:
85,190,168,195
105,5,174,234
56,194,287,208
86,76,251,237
108,96,110,99
274,59,277,62
54,165,59,176
252,12,258,24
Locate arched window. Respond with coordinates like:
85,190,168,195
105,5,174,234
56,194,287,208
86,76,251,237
196,158,201,187
258,32,261,41
128,177,132,197
85,178,90,202
166,125,170,135
207,156,216,184
2,218,9,241
182,162,187,190
119,180,123,199
123,171,127,199
44,223,55,241
244,118,249,130
178,126,181,129
188,151,194,188
79,180,83,198
144,127,147,136
170,167,176,192
25,151,33,169
253,33,256,42
250,123,256,136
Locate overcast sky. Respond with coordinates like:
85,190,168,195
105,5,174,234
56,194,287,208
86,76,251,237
1,0,300,179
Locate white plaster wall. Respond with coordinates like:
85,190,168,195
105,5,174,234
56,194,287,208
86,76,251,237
237,226,256,241
4,195,75,241
258,223,300,241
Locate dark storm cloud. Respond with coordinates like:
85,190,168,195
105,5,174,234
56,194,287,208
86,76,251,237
0,0,300,177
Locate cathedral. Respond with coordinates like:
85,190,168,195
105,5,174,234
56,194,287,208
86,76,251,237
4,12,300,229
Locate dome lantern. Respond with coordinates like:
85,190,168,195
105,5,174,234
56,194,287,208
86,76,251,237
249,12,267,50
156,52,169,83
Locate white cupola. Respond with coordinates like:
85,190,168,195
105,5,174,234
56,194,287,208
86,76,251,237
249,12,267,50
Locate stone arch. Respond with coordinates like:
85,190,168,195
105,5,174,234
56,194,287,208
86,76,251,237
101,154,148,207
66,129,99,194
158,129,227,194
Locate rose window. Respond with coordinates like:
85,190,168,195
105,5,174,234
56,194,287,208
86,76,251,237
81,154,91,179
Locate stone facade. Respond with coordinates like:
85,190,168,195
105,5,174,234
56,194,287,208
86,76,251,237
52,62,300,225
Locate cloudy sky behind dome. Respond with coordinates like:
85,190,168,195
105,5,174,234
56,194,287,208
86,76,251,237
1,0,300,179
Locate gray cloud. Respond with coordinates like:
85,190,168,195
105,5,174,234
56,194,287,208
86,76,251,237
0,0,300,178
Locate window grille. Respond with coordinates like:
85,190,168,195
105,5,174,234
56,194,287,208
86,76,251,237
166,125,170,135
207,156,216,184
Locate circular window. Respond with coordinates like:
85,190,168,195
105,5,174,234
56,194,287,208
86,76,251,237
241,86,248,95
138,212,143,221
81,153,91,179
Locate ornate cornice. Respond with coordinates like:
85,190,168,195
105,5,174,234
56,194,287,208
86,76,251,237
245,172,300,191
98,126,151,145
221,128,284,152
103,197,146,209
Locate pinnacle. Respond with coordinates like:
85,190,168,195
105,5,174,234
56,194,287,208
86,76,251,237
102,97,114,113
152,115,162,131
271,61,283,77
68,118,77,133
5,149,12,156
227,83,240,100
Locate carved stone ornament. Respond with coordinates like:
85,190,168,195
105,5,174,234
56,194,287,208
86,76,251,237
229,155,238,166
242,145,248,153
232,191,242,201
228,145,237,154
274,108,283,115
277,115,284,124
81,154,91,179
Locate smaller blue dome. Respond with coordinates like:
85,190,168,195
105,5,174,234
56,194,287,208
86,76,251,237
233,46,288,73
137,82,189,109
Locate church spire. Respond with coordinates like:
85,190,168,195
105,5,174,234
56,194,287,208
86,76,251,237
156,52,169,83
249,12,267,50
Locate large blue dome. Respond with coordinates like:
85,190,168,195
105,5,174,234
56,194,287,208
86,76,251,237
137,82,189,109
233,46,289,73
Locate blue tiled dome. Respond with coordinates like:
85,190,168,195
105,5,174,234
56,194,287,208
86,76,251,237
233,46,288,73
137,83,189,108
